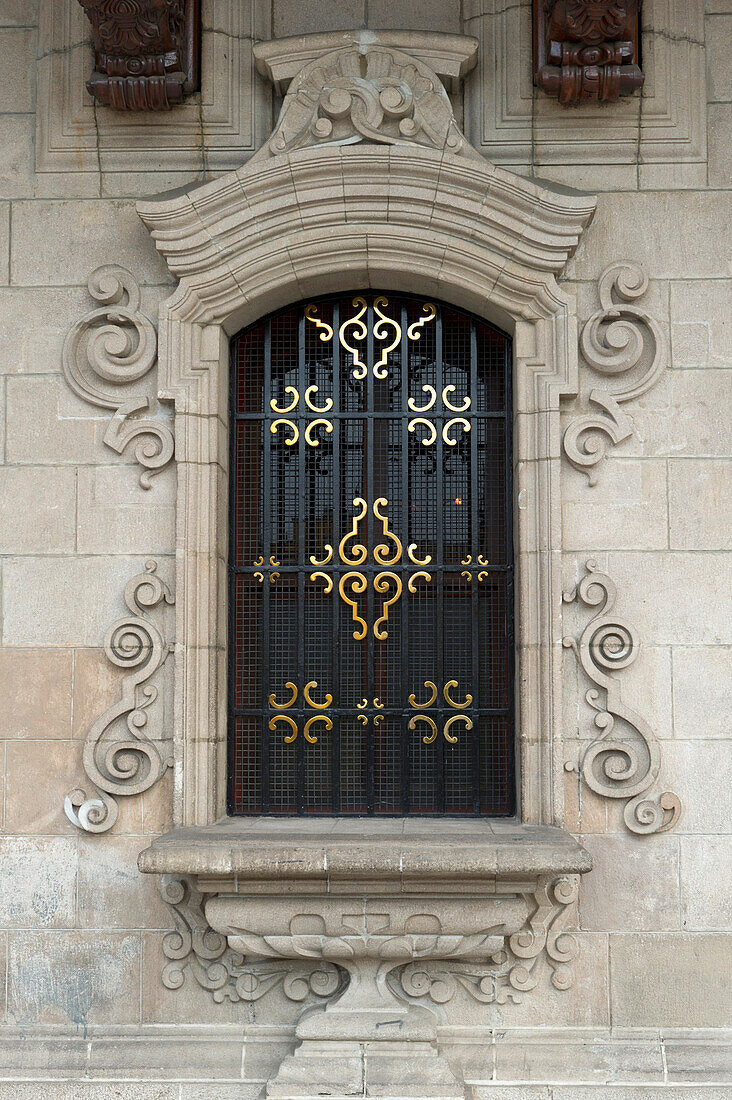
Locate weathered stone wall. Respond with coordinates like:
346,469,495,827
0,0,729,1095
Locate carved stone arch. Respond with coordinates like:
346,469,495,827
136,32,597,829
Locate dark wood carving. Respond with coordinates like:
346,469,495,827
533,1,644,106
78,0,200,110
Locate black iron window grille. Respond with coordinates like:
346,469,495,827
228,294,515,816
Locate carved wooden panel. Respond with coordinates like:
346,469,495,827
533,0,644,105
78,0,200,110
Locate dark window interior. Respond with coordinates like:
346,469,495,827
228,293,515,815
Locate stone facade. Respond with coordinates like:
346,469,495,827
0,1,730,1097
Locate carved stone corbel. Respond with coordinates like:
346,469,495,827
563,261,666,485
534,1,644,105
563,560,681,834
65,561,174,833
77,0,200,110
62,265,174,488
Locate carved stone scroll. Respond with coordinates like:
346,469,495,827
563,560,681,835
563,261,666,485
534,1,644,105
77,0,200,110
395,875,580,1007
62,265,174,488
64,561,174,833
251,42,480,164
160,877,342,1005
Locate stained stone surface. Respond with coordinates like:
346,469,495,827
0,0,729,1094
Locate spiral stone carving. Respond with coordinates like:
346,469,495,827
64,561,175,833
563,261,666,485
252,44,479,164
160,876,341,1005
394,875,580,1006
62,264,174,488
563,560,681,835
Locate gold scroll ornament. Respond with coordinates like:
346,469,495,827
311,497,432,641
268,680,334,744
408,680,473,744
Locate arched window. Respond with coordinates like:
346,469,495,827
228,294,514,816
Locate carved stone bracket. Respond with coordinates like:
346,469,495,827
534,0,644,105
62,265,174,488
563,560,681,835
251,38,480,164
65,561,174,833
78,0,200,110
395,875,580,1007
563,261,666,485
160,877,342,1004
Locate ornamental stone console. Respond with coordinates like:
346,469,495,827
141,819,590,1098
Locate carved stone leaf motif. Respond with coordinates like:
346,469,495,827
252,44,480,164
160,877,342,1004
563,262,666,485
394,876,580,1006
563,560,682,835
62,264,174,488
64,561,175,833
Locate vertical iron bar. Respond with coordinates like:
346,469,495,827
505,333,516,816
470,319,481,814
261,321,272,813
331,300,341,813
400,302,411,815
435,306,445,814
296,310,306,814
226,334,236,813
365,299,375,814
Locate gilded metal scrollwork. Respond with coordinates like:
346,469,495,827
270,387,299,414
443,417,471,446
303,681,333,709
407,302,436,341
339,296,368,379
407,680,473,745
304,304,334,343
442,385,471,413
373,497,402,565
407,544,432,566
339,572,368,640
269,682,298,709
267,681,334,745
310,545,333,566
407,571,431,593
408,385,437,413
408,418,437,446
373,572,402,640
339,497,368,566
304,385,333,413
304,419,334,447
372,297,402,379
310,571,333,593
270,419,299,445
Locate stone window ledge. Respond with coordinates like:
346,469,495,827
138,818,591,884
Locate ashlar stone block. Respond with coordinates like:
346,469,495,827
0,837,76,928
0,466,76,553
669,460,731,550
7,931,142,1027
672,646,732,739
76,465,176,555
670,280,732,370
679,836,732,931
0,28,34,112
609,932,732,1027
0,647,72,739
579,835,680,932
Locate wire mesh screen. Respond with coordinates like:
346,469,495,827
228,294,515,816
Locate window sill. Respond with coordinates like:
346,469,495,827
138,816,591,885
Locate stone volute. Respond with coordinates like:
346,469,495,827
136,28,596,1100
